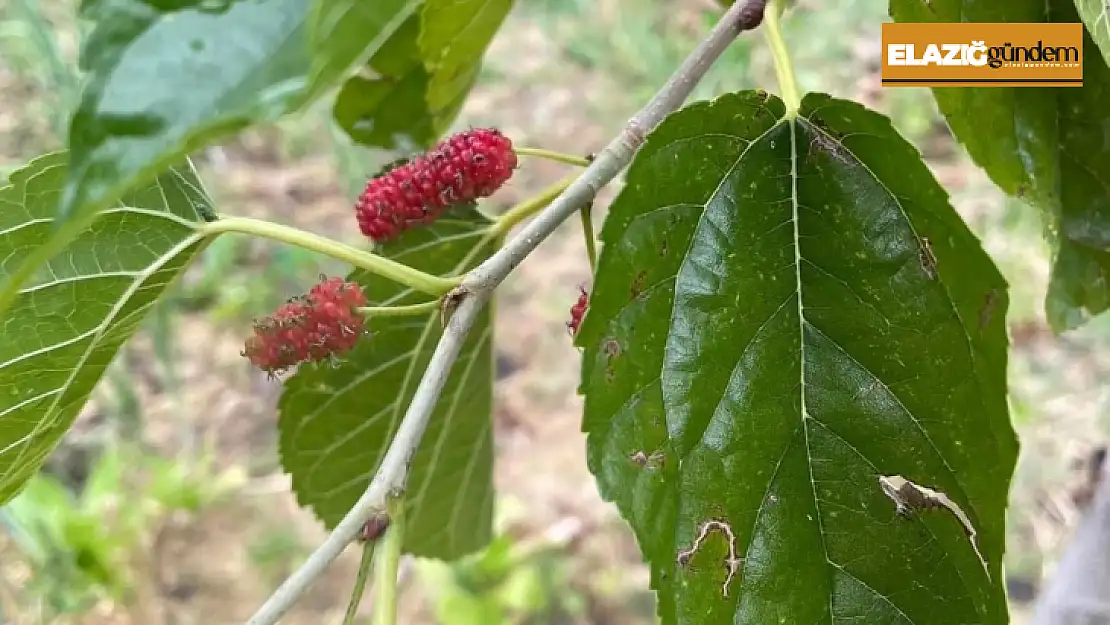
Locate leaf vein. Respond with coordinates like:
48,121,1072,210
0,232,203,492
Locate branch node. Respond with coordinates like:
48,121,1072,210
738,0,770,30
439,286,469,327
623,120,648,153
358,513,391,543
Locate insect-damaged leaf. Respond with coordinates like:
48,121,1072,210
890,0,1110,331
577,91,1015,624
279,206,496,559
0,153,210,504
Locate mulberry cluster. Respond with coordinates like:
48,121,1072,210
243,277,368,374
356,128,518,242
567,287,589,335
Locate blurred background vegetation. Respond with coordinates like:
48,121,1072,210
2,0,1109,623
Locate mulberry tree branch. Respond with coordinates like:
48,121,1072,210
245,1,771,623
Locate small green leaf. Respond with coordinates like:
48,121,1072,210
1075,0,1110,66
60,0,417,231
280,206,497,559
0,153,210,504
578,91,1015,624
306,0,419,102
890,0,1110,331
332,16,470,150
332,0,512,150
419,0,514,112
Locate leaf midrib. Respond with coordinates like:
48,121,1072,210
787,116,836,620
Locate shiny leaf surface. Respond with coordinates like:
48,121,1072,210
62,0,415,223
578,91,1015,624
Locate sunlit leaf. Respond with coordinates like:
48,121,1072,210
0,153,210,503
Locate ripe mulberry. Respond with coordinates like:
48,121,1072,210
567,287,589,335
356,128,517,242
243,277,368,374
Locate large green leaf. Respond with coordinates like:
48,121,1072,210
890,0,1110,331
60,0,418,225
0,153,211,504
1075,0,1110,66
577,91,1015,624
279,206,497,559
332,15,470,150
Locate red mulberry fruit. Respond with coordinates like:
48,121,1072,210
356,128,518,242
243,277,368,374
567,286,589,335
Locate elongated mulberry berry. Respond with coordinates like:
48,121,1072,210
243,277,368,374
568,287,589,335
356,128,517,242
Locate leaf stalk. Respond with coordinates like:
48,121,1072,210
580,203,597,272
514,147,593,167
490,174,578,238
764,0,801,113
373,493,405,625
198,217,459,296
356,300,440,317
341,541,376,625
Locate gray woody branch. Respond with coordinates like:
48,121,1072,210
1031,449,1110,625
246,0,770,623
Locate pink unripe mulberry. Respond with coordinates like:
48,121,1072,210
356,128,518,242
568,287,589,335
243,277,368,374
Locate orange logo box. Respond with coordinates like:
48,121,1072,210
881,22,1083,87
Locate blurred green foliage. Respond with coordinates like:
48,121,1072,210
0,443,242,617
415,533,586,625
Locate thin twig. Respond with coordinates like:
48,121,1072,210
340,542,376,625
514,147,593,167
244,2,768,623
373,493,405,625
579,203,597,272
